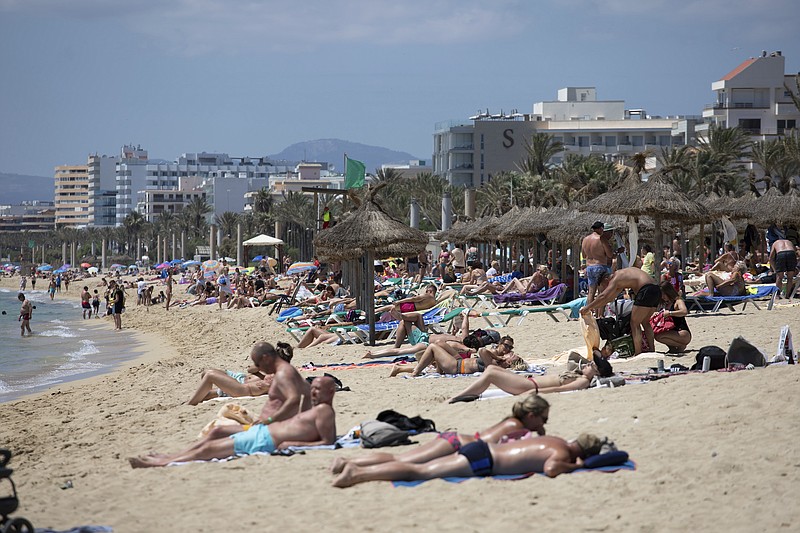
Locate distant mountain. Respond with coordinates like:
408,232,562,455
269,139,422,174
0,173,54,205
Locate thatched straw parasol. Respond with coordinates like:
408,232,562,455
719,192,760,220
500,206,570,240
580,175,712,267
753,188,800,226
314,186,429,344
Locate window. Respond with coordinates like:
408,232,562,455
605,136,616,147
738,118,761,134
632,136,644,147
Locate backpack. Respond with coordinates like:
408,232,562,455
690,346,727,371
360,420,411,448
376,409,436,434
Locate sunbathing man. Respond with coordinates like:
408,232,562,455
384,285,439,331
364,309,478,358
769,239,797,298
448,355,612,402
129,376,336,468
580,267,661,356
331,394,549,474
186,342,293,405
332,432,604,487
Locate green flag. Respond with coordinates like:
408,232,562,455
344,156,365,189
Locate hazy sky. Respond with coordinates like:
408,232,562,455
1,0,797,177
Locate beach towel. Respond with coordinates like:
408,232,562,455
391,458,635,486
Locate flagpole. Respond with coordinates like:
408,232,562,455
343,153,348,211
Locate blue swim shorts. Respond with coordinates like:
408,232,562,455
408,328,430,346
231,424,276,455
586,264,613,287
226,371,247,384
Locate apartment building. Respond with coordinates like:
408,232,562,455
54,164,90,227
433,87,696,187
701,50,799,139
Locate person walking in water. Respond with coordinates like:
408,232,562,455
18,293,33,336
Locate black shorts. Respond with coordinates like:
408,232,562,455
634,283,661,308
458,439,494,476
775,250,798,273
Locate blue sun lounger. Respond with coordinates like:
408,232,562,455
686,285,778,313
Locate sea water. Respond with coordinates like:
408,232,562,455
0,287,144,403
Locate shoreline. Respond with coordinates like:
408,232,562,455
0,277,172,405
1,273,799,532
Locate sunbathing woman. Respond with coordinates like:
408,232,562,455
296,326,342,348
697,261,747,297
363,310,478,358
186,342,293,405
331,393,549,474
389,336,518,377
447,356,613,403
653,281,692,353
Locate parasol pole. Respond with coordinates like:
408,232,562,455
654,216,663,276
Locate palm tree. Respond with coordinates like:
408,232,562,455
750,139,786,191
477,171,515,217
252,187,273,215
122,211,146,256
517,133,564,179
184,196,212,238
215,211,240,239
785,74,800,113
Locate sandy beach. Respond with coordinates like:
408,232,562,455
1,275,799,532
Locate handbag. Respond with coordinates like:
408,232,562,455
649,310,676,335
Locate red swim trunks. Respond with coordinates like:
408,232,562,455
399,302,417,313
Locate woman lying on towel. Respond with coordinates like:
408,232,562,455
447,355,613,403
331,394,549,475
389,336,521,377
186,342,293,405
694,261,747,297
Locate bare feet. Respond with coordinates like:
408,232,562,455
128,456,163,468
332,463,357,488
330,457,348,474
389,364,403,377
363,351,373,359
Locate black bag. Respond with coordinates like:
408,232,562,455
376,409,436,434
727,337,766,367
360,420,411,448
691,346,727,371
464,329,501,348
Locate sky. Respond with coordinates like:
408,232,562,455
0,0,798,178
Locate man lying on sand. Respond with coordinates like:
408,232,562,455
129,376,336,468
332,433,603,487
331,394,549,474
186,342,293,405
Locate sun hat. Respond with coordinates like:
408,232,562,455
591,221,604,230
603,223,615,232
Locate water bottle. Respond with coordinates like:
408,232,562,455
702,356,711,372
657,360,665,373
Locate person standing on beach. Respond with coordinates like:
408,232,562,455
81,286,92,319
580,267,661,356
109,280,125,330
129,375,334,468
164,269,174,311
19,276,26,291
769,239,797,298
582,222,617,317
48,276,56,300
92,290,101,318
18,293,32,336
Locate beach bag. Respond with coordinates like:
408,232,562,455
649,310,676,335
690,346,727,371
360,420,411,448
463,329,501,348
376,410,436,434
726,337,766,367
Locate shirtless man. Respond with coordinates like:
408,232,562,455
769,239,797,298
580,267,661,356
386,285,439,336
81,286,92,319
332,433,604,487
186,341,293,405
18,293,32,336
582,221,616,316
710,243,740,272
129,376,336,468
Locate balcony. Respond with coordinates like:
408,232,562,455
590,144,605,153
617,144,633,152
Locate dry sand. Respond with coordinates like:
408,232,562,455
1,275,799,532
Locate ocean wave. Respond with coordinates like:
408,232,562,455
0,288,10,293
67,340,100,360
38,326,77,338
50,318,65,324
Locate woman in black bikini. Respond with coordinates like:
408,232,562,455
331,394,549,474
653,281,692,353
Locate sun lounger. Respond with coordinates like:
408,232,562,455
685,285,778,313
491,283,566,307
480,297,586,328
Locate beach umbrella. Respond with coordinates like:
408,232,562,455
753,188,800,226
87,267,99,274
53,268,66,274
251,255,264,262
37,264,52,271
182,260,201,267
60,263,71,269
202,259,219,271
314,184,429,345
80,262,92,268
128,264,138,269
286,262,318,275
110,264,125,269
169,259,184,266
155,262,170,269
580,174,711,267
242,234,283,246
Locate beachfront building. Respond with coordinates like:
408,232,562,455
381,160,432,179
0,201,56,232
701,50,799,140
433,88,699,187
54,164,90,227
114,145,151,226
87,154,119,227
